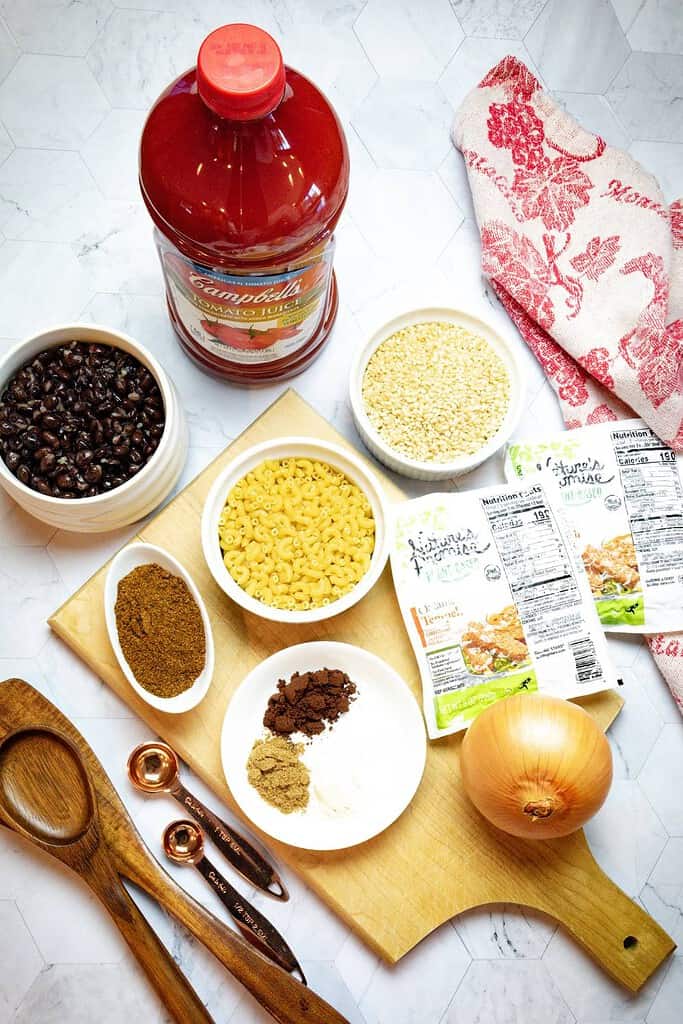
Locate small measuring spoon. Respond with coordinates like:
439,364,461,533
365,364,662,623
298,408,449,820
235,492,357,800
164,820,306,983
128,741,287,900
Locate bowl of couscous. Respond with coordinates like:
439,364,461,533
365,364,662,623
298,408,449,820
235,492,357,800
349,307,525,480
201,437,389,623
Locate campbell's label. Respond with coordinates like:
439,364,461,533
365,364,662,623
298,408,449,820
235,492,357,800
156,232,333,364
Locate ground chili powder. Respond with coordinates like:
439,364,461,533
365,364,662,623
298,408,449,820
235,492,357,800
263,668,357,737
114,562,206,698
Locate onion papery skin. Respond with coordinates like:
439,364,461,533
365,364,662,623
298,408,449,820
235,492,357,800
460,693,613,840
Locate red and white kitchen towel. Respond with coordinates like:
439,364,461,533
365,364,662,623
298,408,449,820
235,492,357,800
452,56,683,712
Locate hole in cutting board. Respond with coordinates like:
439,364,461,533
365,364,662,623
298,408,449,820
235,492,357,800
0,729,94,845
623,935,638,949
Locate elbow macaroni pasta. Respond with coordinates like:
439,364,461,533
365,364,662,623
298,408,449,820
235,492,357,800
218,458,376,610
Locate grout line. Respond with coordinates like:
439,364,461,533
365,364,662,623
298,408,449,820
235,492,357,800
523,0,551,44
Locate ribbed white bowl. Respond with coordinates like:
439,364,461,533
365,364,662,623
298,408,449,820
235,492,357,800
349,307,526,480
0,323,188,532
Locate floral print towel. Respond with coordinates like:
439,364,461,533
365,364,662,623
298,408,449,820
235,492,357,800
452,56,683,713
452,56,682,447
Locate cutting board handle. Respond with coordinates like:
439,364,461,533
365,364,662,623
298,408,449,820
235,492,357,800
522,834,675,991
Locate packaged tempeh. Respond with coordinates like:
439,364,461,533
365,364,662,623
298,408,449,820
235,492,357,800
390,482,616,739
505,419,683,634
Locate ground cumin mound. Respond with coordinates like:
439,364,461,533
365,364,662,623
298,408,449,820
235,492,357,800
246,735,310,813
115,562,206,698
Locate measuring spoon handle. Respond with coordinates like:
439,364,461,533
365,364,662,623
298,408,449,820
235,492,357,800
196,855,305,982
173,782,287,900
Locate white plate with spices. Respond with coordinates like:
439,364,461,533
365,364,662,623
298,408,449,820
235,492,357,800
349,306,525,480
104,542,214,713
221,641,427,850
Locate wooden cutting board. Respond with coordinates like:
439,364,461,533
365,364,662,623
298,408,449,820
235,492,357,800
49,389,674,992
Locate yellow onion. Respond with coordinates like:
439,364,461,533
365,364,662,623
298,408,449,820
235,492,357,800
460,693,612,840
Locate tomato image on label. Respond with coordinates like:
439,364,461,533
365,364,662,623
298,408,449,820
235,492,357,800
199,320,300,351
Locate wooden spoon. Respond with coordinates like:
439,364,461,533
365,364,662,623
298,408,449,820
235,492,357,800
0,678,349,1024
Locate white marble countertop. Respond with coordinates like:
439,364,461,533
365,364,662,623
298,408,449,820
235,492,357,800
1,2,682,1022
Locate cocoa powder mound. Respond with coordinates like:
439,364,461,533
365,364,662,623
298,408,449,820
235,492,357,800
263,668,357,738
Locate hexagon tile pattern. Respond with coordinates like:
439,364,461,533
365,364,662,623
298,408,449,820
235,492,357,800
1,2,683,1023
0,54,108,149
1,0,112,58
525,0,631,92
354,0,464,80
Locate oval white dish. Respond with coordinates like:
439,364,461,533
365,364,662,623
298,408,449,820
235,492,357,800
104,542,214,714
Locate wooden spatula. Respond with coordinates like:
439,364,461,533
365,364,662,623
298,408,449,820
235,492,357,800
0,678,348,1024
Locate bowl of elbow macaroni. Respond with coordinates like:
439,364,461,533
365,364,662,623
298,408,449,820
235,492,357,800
201,437,389,623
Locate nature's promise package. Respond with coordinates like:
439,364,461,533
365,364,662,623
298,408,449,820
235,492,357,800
506,419,683,634
391,482,615,739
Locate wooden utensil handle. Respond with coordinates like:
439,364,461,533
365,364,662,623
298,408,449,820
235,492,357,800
90,865,213,1024
530,857,675,992
124,849,348,1024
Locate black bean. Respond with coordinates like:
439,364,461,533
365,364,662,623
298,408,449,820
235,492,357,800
63,349,83,369
16,465,31,485
5,451,20,471
24,430,41,450
41,413,60,430
84,464,103,484
39,453,57,474
55,471,75,490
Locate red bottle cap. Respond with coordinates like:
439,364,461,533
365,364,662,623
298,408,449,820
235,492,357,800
197,24,286,121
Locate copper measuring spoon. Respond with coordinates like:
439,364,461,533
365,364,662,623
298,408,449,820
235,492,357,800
0,679,350,1024
164,820,305,984
128,740,287,900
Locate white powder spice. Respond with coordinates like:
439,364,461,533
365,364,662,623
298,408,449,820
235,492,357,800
362,321,510,463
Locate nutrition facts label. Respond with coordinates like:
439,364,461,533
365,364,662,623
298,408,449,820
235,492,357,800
507,418,683,633
612,426,683,587
482,486,583,645
391,482,615,737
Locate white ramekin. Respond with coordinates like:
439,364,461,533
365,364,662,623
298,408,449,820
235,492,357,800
0,323,188,532
349,307,526,480
201,436,388,624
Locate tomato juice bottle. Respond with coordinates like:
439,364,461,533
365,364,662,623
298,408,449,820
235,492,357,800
139,23,349,385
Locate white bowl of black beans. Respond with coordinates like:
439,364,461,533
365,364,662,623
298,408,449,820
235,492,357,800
0,323,188,532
